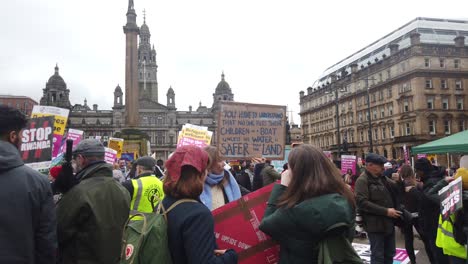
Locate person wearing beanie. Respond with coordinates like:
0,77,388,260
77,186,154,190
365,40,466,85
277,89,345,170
414,157,449,264
162,145,238,264
56,139,130,264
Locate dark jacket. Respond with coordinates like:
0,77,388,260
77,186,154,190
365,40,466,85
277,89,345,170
252,163,265,191
355,170,395,234
236,169,254,191
420,166,446,239
0,141,57,264
259,184,355,264
56,161,131,264
261,165,281,187
162,195,238,264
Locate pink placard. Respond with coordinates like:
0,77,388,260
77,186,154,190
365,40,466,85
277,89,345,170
341,155,357,175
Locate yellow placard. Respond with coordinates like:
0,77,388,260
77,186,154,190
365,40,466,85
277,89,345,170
108,138,124,158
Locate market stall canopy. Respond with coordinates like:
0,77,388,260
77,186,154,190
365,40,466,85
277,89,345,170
412,130,468,154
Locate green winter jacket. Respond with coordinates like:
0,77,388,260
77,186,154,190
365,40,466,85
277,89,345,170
57,161,131,264
259,184,355,264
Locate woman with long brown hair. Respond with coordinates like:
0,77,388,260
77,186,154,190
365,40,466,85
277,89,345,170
259,144,357,263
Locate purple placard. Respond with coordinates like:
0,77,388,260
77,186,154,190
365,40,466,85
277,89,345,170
417,154,427,159
59,129,84,154
341,155,357,175
52,134,63,158
104,148,117,164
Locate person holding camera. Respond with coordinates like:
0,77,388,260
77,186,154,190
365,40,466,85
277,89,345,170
355,153,400,264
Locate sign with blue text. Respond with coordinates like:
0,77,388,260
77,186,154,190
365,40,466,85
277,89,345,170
218,102,286,160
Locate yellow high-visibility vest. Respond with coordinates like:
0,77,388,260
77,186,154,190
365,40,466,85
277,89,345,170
436,214,467,259
130,176,164,214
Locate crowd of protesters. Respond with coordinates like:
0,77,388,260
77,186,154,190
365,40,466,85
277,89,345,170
2,104,468,264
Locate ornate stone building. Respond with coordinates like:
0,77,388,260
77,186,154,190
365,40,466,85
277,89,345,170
40,0,234,159
299,18,468,165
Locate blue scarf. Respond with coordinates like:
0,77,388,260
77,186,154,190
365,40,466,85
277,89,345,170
200,170,241,210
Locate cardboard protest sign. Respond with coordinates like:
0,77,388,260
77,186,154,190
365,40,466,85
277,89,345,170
439,177,463,221
218,102,286,160
104,148,117,164
108,137,124,158
212,183,279,264
20,116,54,170
31,105,69,158
341,155,357,175
177,123,212,148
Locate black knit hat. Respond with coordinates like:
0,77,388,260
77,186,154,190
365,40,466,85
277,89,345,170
414,158,433,174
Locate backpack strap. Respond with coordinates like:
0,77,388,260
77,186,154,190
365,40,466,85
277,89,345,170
165,199,198,214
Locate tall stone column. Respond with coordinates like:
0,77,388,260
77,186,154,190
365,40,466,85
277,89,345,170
123,0,139,127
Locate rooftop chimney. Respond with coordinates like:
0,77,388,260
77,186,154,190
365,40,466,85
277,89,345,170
93,104,98,111
455,35,465,48
350,63,358,74
307,87,313,95
410,32,421,46
299,91,305,97
389,43,399,55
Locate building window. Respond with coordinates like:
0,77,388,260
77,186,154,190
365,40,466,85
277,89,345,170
390,126,395,138
373,109,377,119
454,59,460,69
359,112,363,122
442,98,449,110
379,90,384,101
440,58,445,68
405,123,411,135
350,113,354,124
387,87,392,98
403,101,409,112
444,120,451,135
366,112,369,121
427,97,434,109
441,79,448,89
455,80,463,90
360,131,364,142
342,117,346,126
382,127,386,139
457,98,464,110
374,129,378,140
429,120,436,135
459,120,465,131
424,58,430,67
380,108,385,118
425,79,433,89
371,93,376,102
389,104,393,116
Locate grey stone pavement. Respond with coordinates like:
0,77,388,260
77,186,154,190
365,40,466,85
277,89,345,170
354,227,431,264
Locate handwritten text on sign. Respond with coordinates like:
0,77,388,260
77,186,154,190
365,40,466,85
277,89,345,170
218,102,286,159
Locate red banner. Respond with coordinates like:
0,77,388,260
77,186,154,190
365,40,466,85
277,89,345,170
212,183,279,264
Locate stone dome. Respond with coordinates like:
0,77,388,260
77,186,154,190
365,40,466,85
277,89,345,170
167,86,175,95
215,72,231,93
140,23,150,34
47,65,66,90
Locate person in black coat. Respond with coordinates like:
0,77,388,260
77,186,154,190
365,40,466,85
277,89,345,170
162,146,237,264
0,106,57,264
415,157,449,264
236,162,255,191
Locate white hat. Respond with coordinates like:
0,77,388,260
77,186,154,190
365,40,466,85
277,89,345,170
384,162,392,169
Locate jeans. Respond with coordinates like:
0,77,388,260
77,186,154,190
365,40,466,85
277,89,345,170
368,230,396,264
403,219,434,263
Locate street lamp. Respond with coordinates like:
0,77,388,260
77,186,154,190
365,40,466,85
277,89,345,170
326,74,347,159
362,75,375,153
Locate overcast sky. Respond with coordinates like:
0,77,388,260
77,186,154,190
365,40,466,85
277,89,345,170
1,0,467,124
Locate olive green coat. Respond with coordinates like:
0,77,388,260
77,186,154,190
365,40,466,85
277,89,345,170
57,162,131,264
